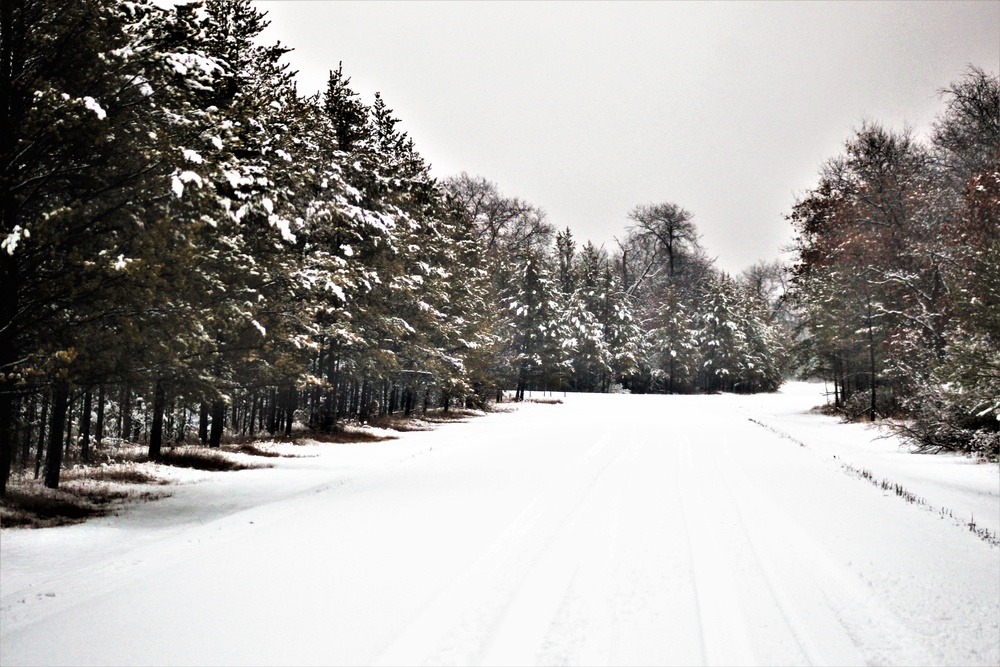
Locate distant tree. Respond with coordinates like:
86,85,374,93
555,227,577,296
931,65,1000,184
443,173,555,265
506,253,567,399
627,202,699,279
648,286,699,393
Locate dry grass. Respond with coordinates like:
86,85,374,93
366,416,434,432
155,447,266,471
88,443,265,471
219,432,302,446
97,441,279,468
420,408,483,424
1,447,261,529
525,397,563,405
62,463,167,485
1,479,168,529
302,408,486,440
222,443,285,458
307,429,397,444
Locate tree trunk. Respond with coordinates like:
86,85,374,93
94,385,105,448
79,387,93,462
0,390,12,496
34,391,48,479
283,387,296,437
257,393,266,433
248,392,258,437
209,399,225,448
359,380,370,422
867,299,877,422
64,391,74,457
44,382,69,489
198,401,209,444
266,387,277,434
148,382,166,460
175,406,187,442
19,393,34,468
231,399,240,438
0,0,23,497
120,384,132,443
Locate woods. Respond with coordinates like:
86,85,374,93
1,0,994,498
0,0,787,495
788,66,999,457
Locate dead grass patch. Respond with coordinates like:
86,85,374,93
62,464,167,486
307,429,397,444
1,481,167,529
367,416,434,432
220,432,302,447
420,408,482,424
222,443,285,458
309,407,490,436
155,447,265,471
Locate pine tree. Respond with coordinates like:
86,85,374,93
507,253,567,399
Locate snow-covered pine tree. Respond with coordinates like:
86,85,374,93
0,0,249,487
648,286,699,393
506,252,569,400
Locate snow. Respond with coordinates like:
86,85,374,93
270,215,296,243
165,53,222,78
182,148,203,164
111,254,132,271
1,383,997,666
82,97,106,120
170,173,184,198
1,225,29,255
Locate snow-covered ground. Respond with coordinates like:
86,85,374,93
1,382,997,666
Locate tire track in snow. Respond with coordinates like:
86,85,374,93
702,441,864,666
707,432,939,666
371,420,634,666
674,435,757,666
598,423,701,666
480,436,640,665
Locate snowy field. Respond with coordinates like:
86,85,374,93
1,382,997,666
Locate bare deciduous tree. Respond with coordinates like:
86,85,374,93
444,173,554,262
627,202,699,278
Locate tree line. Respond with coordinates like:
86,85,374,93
788,66,998,458
0,0,789,495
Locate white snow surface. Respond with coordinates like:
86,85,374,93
1,382,997,666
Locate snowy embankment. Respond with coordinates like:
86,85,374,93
1,383,997,666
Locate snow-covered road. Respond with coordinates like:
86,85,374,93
2,384,998,666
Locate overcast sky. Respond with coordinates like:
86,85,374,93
257,1,999,274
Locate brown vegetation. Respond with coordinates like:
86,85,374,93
1,474,168,529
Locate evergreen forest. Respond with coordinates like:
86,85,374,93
0,0,996,496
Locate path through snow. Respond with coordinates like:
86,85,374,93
1,383,997,665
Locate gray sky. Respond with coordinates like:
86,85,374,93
257,1,999,274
